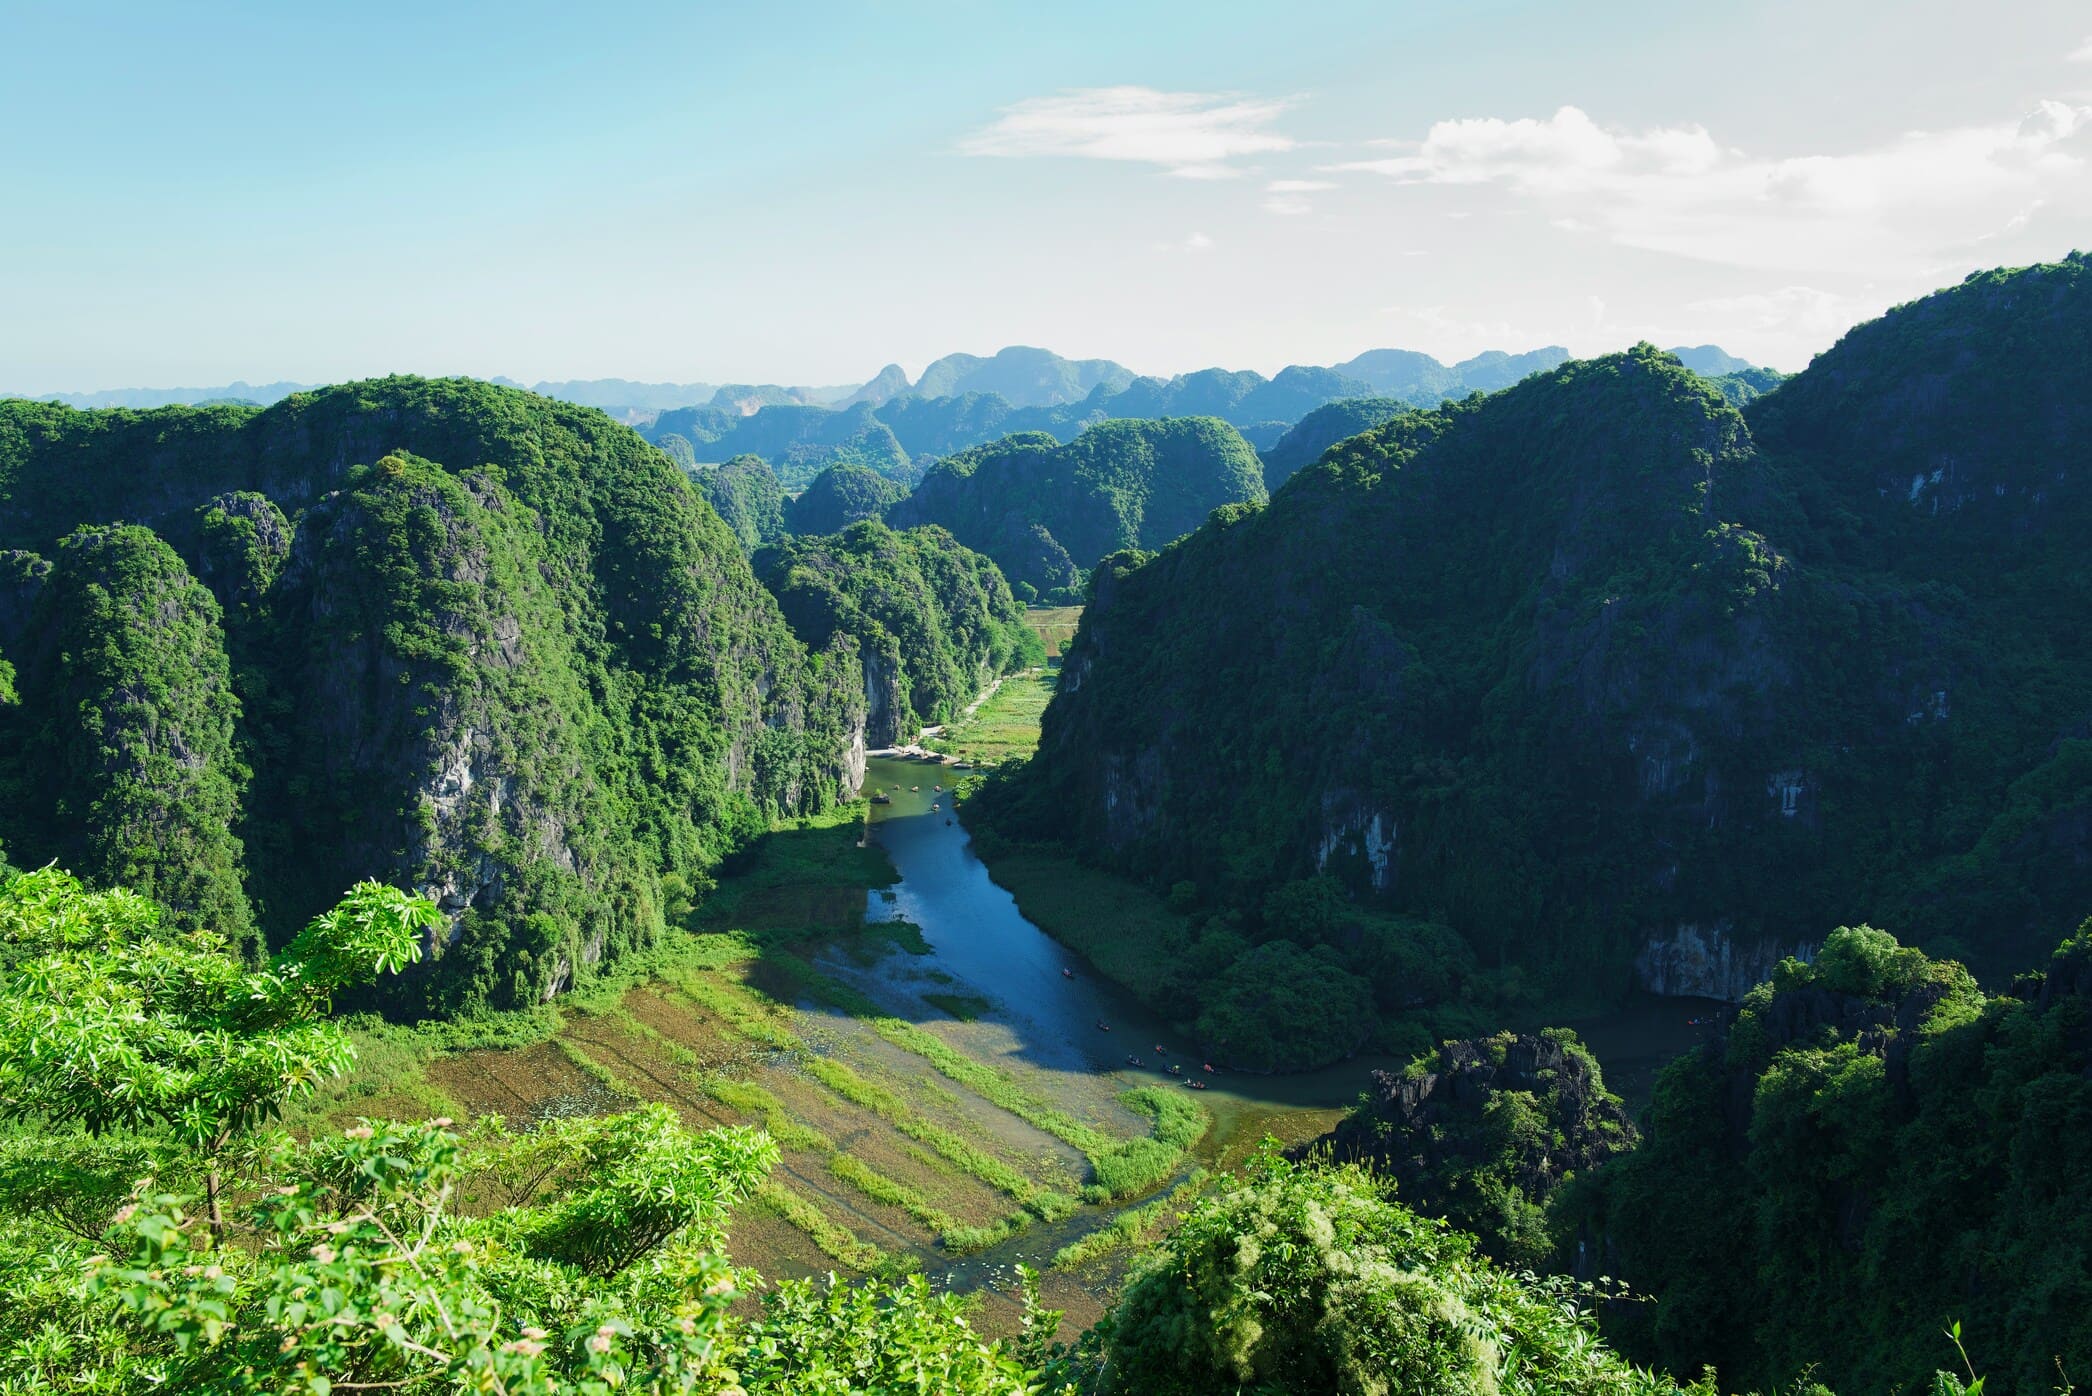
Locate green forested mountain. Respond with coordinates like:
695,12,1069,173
1562,922,2092,1393
0,378,869,1012
784,459,909,537
888,416,1267,596
976,257,2092,1041
689,453,788,552
1259,395,1413,490
757,520,1041,746
869,389,1026,456
1090,365,1374,426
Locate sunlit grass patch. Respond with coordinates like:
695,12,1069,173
1051,1170,1210,1271
923,670,1057,766
755,1181,901,1274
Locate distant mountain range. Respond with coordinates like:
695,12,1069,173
24,375,858,416
29,381,321,410
17,343,1760,420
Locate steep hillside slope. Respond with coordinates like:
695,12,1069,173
785,461,908,537
888,417,1267,595
4,524,254,945
758,521,1039,747
978,263,2092,1018
689,454,788,552
0,378,868,1010
1260,396,1412,490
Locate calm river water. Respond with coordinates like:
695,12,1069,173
851,755,1719,1161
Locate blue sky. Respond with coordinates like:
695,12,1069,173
4,0,2089,391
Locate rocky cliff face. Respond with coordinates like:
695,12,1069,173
262,459,615,977
1633,921,1813,1001
194,490,292,620
861,643,905,749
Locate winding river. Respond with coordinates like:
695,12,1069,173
849,754,1719,1171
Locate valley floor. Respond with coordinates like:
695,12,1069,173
289,653,1706,1341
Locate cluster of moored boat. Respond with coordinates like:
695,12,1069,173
1096,1020,1217,1089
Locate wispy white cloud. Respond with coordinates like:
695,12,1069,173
961,87,1294,179
1262,176,1335,215
1330,101,2092,275
2071,36,2092,63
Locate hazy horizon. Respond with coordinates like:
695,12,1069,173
6,0,2089,395
14,340,1734,405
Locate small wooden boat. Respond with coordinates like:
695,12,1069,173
933,783,943,791
1167,1064,1181,1075
871,794,891,804
1126,1055,1144,1067
1096,1021,1111,1032
1202,1062,1219,1075
1188,1080,1208,1090
1154,1044,1167,1055
1061,968,1074,979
